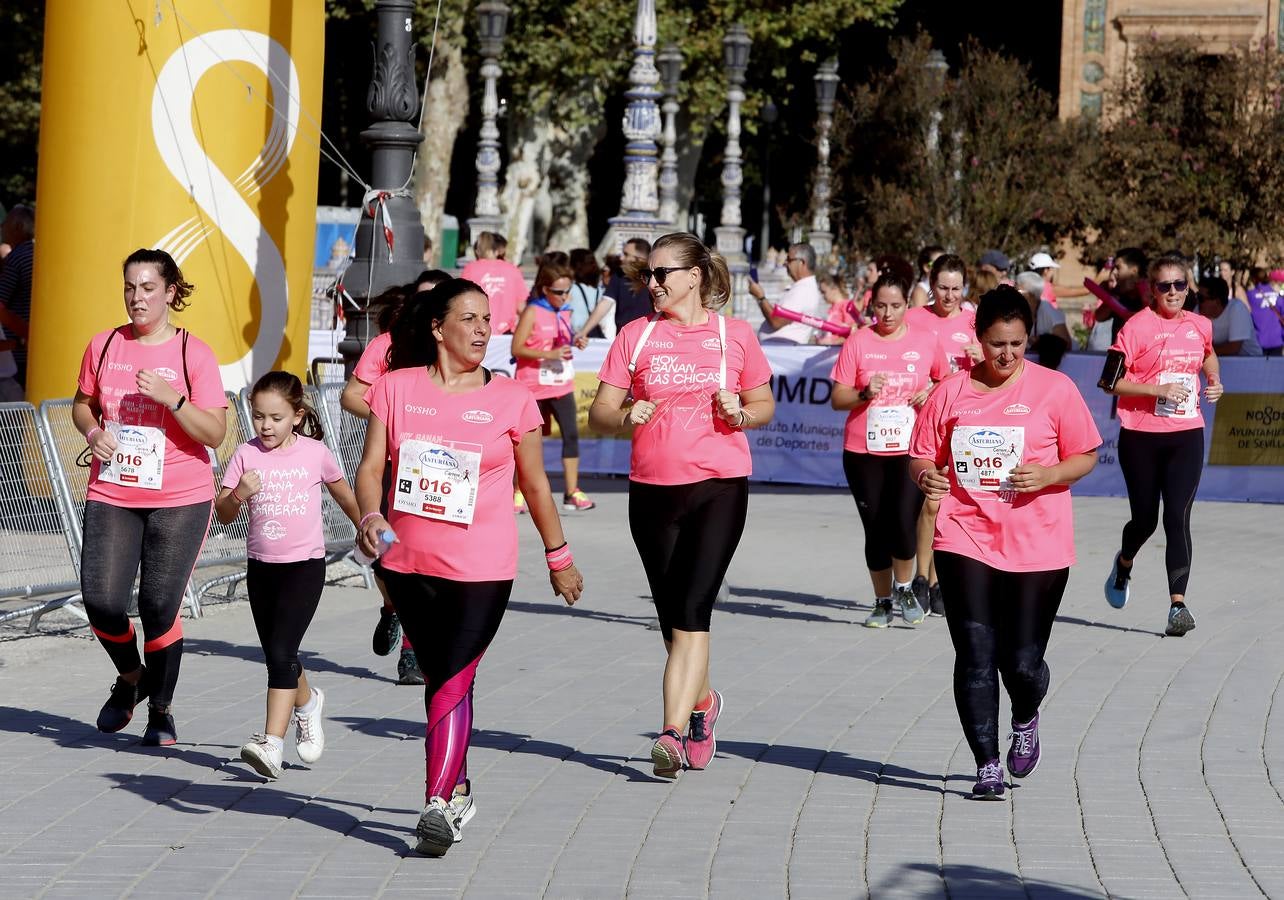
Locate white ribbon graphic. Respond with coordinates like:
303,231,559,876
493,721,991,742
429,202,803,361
151,29,301,389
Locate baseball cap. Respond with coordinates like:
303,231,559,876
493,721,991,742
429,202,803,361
979,249,1011,271
1029,252,1059,269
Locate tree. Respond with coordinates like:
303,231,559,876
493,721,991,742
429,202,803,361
0,3,44,208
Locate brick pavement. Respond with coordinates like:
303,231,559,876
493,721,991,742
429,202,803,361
1,481,1280,899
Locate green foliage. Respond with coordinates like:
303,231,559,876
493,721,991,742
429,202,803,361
0,3,44,207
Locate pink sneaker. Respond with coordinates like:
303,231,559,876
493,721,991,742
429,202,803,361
651,728,685,778
685,690,723,770
562,490,595,511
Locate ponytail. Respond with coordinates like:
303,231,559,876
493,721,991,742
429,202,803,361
388,278,488,371
651,232,732,310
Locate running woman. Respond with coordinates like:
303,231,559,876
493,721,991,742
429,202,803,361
215,372,361,779
831,271,949,628
73,249,227,745
1103,255,1222,636
589,232,775,778
355,279,583,857
511,261,595,512
904,254,982,617
910,285,1101,799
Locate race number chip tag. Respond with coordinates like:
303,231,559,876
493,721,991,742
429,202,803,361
1155,372,1198,419
867,405,915,452
394,438,482,525
951,426,1025,492
539,358,575,387
98,423,165,490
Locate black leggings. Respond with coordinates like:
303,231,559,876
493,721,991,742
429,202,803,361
842,451,923,571
247,558,326,689
538,392,579,459
935,551,1069,766
81,500,212,707
1118,426,1203,596
629,477,749,642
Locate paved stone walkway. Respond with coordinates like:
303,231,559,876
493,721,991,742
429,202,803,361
1,481,1281,899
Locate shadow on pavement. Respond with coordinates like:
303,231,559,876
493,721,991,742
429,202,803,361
717,739,972,798
183,637,383,681
728,585,862,615
878,862,1102,897
505,599,657,629
1054,614,1166,637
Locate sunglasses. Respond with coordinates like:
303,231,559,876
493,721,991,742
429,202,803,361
547,288,571,296
1154,279,1188,294
639,266,689,285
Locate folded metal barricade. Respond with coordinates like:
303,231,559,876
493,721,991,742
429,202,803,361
309,357,346,388
0,402,86,631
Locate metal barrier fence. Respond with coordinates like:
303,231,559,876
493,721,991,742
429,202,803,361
190,391,253,603
310,357,347,387
0,402,86,631
312,382,368,485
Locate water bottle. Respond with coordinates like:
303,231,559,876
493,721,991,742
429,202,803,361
354,528,397,567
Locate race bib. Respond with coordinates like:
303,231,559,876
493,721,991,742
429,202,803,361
539,357,575,387
867,405,914,452
951,425,1024,492
394,438,482,525
98,423,165,490
1155,372,1198,419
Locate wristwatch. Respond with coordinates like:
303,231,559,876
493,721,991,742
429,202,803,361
171,395,187,412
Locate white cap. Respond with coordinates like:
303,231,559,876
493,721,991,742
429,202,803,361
1029,252,1059,269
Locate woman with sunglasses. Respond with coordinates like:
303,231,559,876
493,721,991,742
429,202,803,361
1103,256,1222,636
511,261,595,511
589,233,774,778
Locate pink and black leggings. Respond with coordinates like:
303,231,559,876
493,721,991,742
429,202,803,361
81,500,212,708
375,567,511,802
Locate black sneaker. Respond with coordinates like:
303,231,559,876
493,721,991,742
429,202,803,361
141,705,177,746
911,575,930,616
929,583,946,617
398,647,426,685
96,671,149,733
1165,604,1196,637
372,608,401,657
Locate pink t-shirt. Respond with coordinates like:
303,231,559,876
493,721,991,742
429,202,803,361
367,368,543,581
222,436,344,562
77,327,227,508
459,258,527,334
598,314,773,485
353,331,392,385
830,325,950,455
909,363,1102,572
904,305,978,373
817,300,860,346
514,303,576,401
1110,307,1213,433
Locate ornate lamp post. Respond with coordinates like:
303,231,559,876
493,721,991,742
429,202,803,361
467,0,511,240
714,23,751,314
339,0,426,372
923,48,948,157
809,58,839,261
656,43,684,227
758,98,777,262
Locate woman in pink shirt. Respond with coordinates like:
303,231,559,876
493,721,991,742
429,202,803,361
910,286,1101,800
589,233,775,778
816,273,860,345
73,249,228,746
355,278,583,856
1103,256,1222,636
215,372,361,780
903,254,981,617
458,231,527,335
831,272,949,629
511,262,595,511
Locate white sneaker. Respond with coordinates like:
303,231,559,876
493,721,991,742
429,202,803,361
294,688,325,764
414,797,459,856
447,782,475,842
240,734,283,779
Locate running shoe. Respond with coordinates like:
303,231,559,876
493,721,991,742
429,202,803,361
513,489,527,514
415,797,460,857
651,728,686,778
1104,553,1131,609
863,599,895,628
894,584,925,626
447,780,476,842
371,607,401,657
911,575,930,616
96,671,149,733
398,647,426,685
1165,604,1196,637
686,690,723,770
1006,712,1041,779
928,583,946,618
294,688,325,764
971,759,1006,800
563,490,596,511
240,734,284,779
141,705,177,747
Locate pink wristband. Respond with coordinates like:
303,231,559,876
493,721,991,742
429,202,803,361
359,512,381,530
86,427,102,445
545,543,574,572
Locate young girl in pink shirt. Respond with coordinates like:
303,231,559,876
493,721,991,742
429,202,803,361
910,285,1101,800
215,372,361,779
